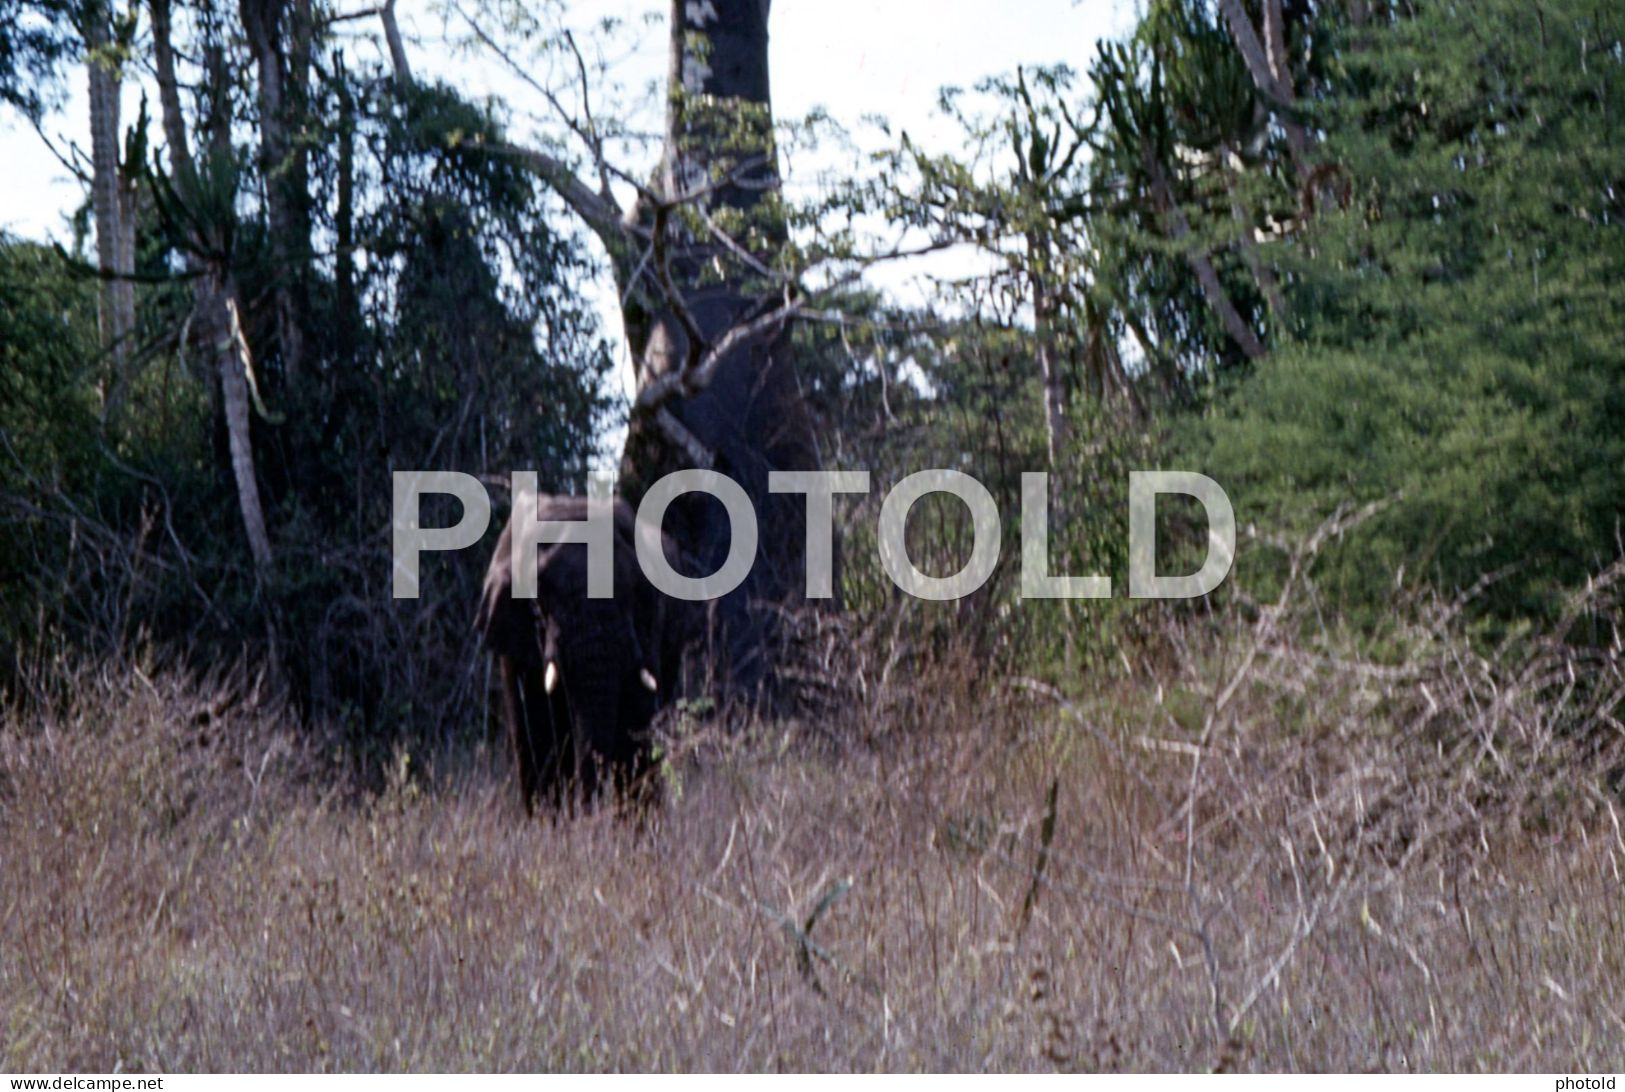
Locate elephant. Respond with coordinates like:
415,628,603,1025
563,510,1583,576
476,494,693,814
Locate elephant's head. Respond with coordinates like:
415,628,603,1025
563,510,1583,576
477,495,688,811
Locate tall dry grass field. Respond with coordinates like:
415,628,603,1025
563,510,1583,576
3,588,1624,1070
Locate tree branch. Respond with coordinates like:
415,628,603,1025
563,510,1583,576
650,202,707,371
1217,0,1289,102
634,289,801,413
378,0,411,86
216,281,274,568
449,1,630,229
1217,0,1311,173
485,141,623,243
654,408,715,469
563,28,614,203
1147,156,1265,360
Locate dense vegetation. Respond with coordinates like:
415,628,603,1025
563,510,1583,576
1,3,613,750
0,0,1621,1072
1202,1,1625,618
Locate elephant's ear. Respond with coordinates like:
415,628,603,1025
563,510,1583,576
477,518,539,666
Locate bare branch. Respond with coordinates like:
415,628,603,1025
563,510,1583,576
386,2,624,242
563,29,614,202
635,290,801,413
696,205,783,283
485,142,622,243
648,203,708,372
653,408,715,469
323,5,385,26
621,151,774,214
1216,0,1312,173
453,6,589,153
378,0,411,86
25,117,90,185
1146,156,1266,360
451,2,626,214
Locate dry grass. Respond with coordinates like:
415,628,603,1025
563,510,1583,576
3,571,1625,1070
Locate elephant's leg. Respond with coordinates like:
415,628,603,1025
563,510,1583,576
500,658,537,816
573,691,625,808
519,667,570,809
574,725,603,806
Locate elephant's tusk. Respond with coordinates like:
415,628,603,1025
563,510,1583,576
544,661,560,694
640,668,659,692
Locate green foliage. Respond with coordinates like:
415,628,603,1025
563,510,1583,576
1083,0,1287,385
0,238,101,662
246,71,614,745
0,238,101,486
0,0,74,120
294,74,613,496
1200,0,1625,618
799,296,1150,678
0,33,615,749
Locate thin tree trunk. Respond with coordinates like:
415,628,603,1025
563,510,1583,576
1028,229,1065,466
334,56,357,364
151,0,274,568
241,0,308,390
1100,325,1144,420
1217,0,1311,176
114,152,137,354
213,278,274,568
1147,158,1266,360
149,0,190,179
379,0,412,86
84,3,134,416
1084,293,1145,420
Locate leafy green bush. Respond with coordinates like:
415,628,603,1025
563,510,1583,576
1198,0,1624,620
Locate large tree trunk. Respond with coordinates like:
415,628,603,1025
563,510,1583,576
616,0,820,694
455,0,820,694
